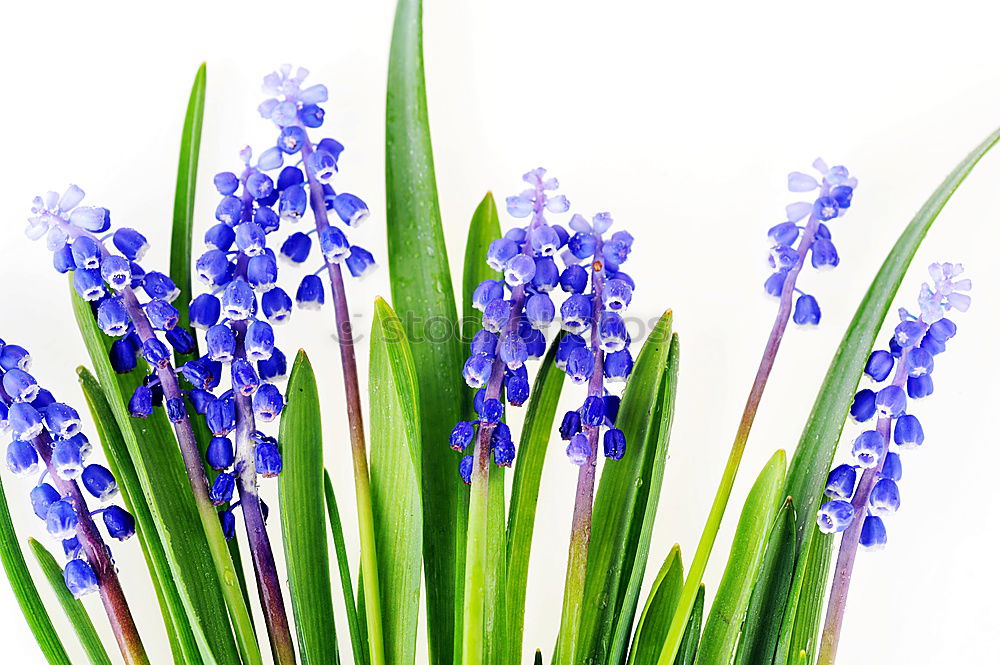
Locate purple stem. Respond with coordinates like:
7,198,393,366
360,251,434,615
817,345,912,664
0,385,148,665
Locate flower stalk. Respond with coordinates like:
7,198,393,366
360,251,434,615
300,138,386,665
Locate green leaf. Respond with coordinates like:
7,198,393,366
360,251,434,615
734,499,796,665
505,336,565,665
460,192,503,662
369,298,424,665
627,545,684,665
607,332,682,665
772,529,831,665
777,124,1000,661
169,62,207,363
386,2,465,661
28,538,113,665
696,450,787,665
77,367,202,665
279,351,339,665
573,312,676,663
70,286,251,665
0,476,72,665
484,465,507,665
324,471,369,665
673,586,705,665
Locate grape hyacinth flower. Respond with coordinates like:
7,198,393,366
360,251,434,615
658,161,860,664
25,185,258,660
451,168,571,477
0,340,146,662
816,263,970,664
255,64,378,662
194,151,296,663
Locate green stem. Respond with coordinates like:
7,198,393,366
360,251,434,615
656,206,824,665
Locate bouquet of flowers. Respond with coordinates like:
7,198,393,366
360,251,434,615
0,1,987,664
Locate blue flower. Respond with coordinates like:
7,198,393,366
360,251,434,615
64,559,99,599
818,263,970,550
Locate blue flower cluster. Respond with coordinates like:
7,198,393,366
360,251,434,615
448,168,636,482
817,263,971,548
0,341,134,598
253,65,375,294
765,159,858,326
26,186,199,378
193,152,301,534
554,209,635,466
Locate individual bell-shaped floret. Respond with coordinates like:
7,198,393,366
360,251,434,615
881,452,903,482
52,438,85,480
824,464,857,500
258,347,288,381
486,238,518,271
209,472,236,505
207,397,236,437
499,331,527,370
472,280,504,312
46,499,79,539
6,440,39,475
64,558,99,599
565,347,596,384
892,414,924,450
874,385,906,419
112,228,149,262
3,368,39,403
604,349,634,382
602,279,633,312
221,280,256,321
581,396,605,427
207,436,235,470
280,232,312,264
261,288,293,324
128,386,153,418
561,294,593,334
252,384,284,422
81,464,118,501
852,430,885,469
189,294,221,330
459,456,474,485
450,422,476,452
255,442,282,477
560,265,588,294
559,411,582,440
859,515,887,550
346,246,376,279
103,505,136,540
231,359,260,397
868,478,900,517
143,272,181,302
865,350,894,382
603,428,626,461
147,299,180,331
296,275,325,309
504,254,536,287
793,294,821,325
816,499,854,534
8,402,44,439
73,269,106,301
566,433,590,466
907,374,934,399
598,312,628,353
850,389,876,422
463,355,492,389
247,254,279,292
246,321,275,362
470,330,498,357
332,193,370,227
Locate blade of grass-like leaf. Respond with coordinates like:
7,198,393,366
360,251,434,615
734,499,796,665
369,298,423,665
71,290,251,665
505,336,565,665
461,192,502,661
78,367,202,665
28,538,113,665
169,62,206,363
776,124,1000,661
772,530,831,665
572,312,673,663
386,2,465,661
325,471,369,665
607,333,681,665
279,351,339,665
484,466,507,665
696,450,786,665
626,545,683,665
0,477,72,665
673,586,704,665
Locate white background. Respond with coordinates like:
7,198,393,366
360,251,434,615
1,1,998,663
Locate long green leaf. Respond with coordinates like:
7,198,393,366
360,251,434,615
386,2,465,662
627,545,683,665
696,450,787,665
673,586,705,665
369,298,423,665
324,471,369,665
0,477,71,664
734,499,796,665
777,124,1000,661
772,530,831,665
608,333,682,665
28,538,113,665
505,336,565,665
169,62,206,363
461,192,504,664
279,351,339,665
78,367,202,665
574,312,674,663
71,288,248,665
